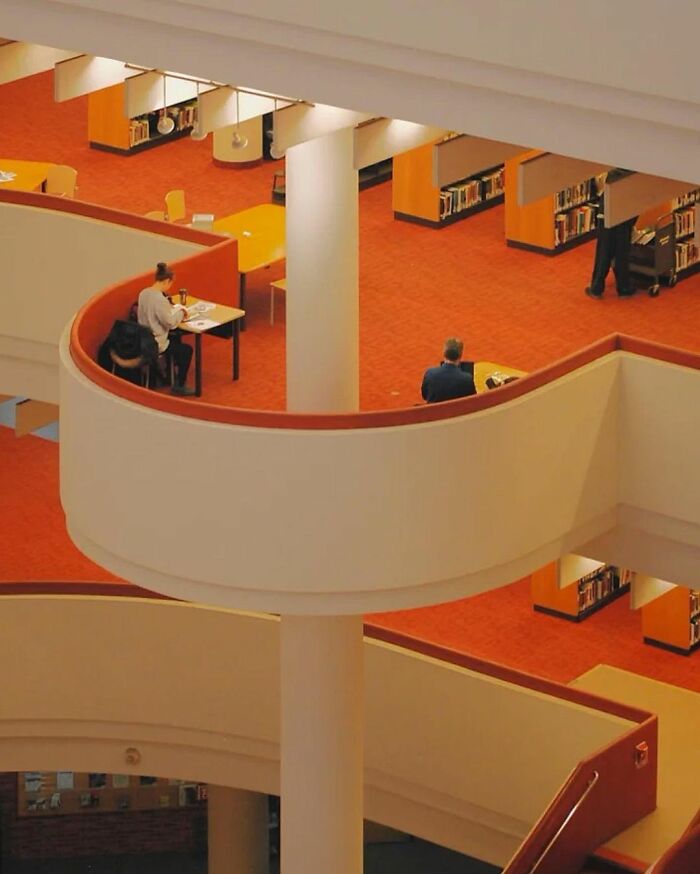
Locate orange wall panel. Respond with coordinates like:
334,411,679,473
504,150,556,250
392,141,440,222
531,562,579,616
641,585,690,650
88,84,130,150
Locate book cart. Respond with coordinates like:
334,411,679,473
630,191,700,296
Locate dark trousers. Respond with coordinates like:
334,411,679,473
165,334,193,387
590,219,635,295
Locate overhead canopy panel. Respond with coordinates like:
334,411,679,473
518,153,610,206
353,119,446,170
0,42,78,85
604,173,697,227
197,86,292,136
631,575,676,609
274,103,372,153
54,55,140,101
433,135,526,188
123,71,215,117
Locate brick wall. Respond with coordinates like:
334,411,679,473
0,773,207,860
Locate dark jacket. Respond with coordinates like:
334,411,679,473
421,361,476,404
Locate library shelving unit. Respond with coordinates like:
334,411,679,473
504,150,598,255
531,561,631,622
392,141,504,228
88,84,197,155
641,586,700,655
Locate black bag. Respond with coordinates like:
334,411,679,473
108,319,158,363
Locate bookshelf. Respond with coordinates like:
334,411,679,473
641,586,700,655
88,84,198,155
392,141,504,228
505,150,598,255
531,561,631,622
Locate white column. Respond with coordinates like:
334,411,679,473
207,784,269,874
285,126,359,412
280,615,364,874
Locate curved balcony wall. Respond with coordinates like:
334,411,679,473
0,189,233,403
0,592,655,868
63,283,700,611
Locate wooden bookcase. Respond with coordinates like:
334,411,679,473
88,84,197,156
531,561,630,622
641,586,700,655
392,141,504,228
505,150,599,255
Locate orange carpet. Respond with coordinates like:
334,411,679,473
2,71,699,692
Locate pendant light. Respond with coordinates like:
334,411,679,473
190,83,207,140
231,90,248,149
156,74,175,135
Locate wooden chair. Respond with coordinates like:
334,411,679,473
271,170,286,204
45,164,78,198
108,348,151,387
164,189,186,223
144,210,166,221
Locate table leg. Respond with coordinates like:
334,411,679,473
233,318,240,381
194,333,202,397
270,283,275,326
240,273,247,332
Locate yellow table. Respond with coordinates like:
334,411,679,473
0,159,55,192
176,295,245,396
213,204,285,329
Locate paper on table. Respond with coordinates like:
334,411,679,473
0,170,17,182
56,771,74,790
184,318,220,331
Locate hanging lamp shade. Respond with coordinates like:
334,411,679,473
157,75,175,135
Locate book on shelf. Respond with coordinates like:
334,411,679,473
438,166,504,220
554,178,594,212
672,190,700,210
675,240,698,271
129,118,150,147
577,565,622,612
690,589,700,617
554,203,596,246
690,615,700,646
674,207,695,239
632,227,656,246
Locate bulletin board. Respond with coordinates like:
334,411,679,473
18,771,207,817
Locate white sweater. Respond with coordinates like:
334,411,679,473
137,288,184,353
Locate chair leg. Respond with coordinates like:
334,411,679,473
270,284,275,325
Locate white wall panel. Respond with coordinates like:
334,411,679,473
53,54,139,101
0,41,77,85
198,86,286,136
0,596,634,866
433,135,525,188
274,103,372,153
631,575,676,609
0,201,198,403
353,119,445,171
124,71,207,116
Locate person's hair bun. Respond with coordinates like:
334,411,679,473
157,262,167,270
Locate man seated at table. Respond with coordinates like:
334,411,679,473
137,261,195,396
421,337,476,403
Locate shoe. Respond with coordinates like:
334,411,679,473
617,287,637,297
170,385,198,397
585,287,603,299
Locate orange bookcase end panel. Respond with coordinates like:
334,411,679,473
531,562,579,618
504,150,556,251
392,141,441,223
641,585,692,652
88,84,130,151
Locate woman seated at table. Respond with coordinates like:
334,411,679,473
137,261,195,396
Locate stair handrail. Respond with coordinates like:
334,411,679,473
528,770,599,873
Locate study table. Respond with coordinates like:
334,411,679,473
213,204,285,330
0,159,55,191
176,296,245,397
